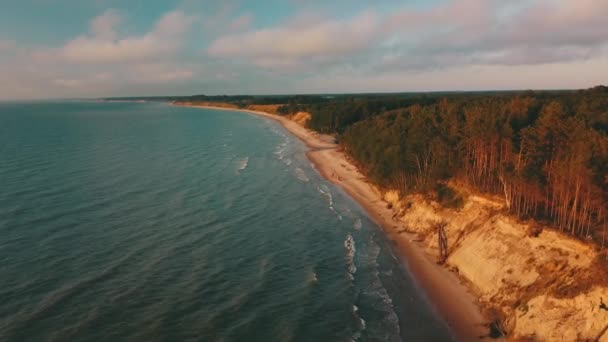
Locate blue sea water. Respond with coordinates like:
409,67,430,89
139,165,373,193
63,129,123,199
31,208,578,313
0,101,452,341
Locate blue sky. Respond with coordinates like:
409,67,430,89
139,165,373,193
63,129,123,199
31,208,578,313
1,0,607,99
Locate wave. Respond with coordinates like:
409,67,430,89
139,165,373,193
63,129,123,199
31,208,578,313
317,185,333,207
273,131,290,161
307,267,318,284
5,248,141,337
317,185,344,220
360,240,401,339
0,101,427,342
344,234,357,276
367,277,400,338
275,145,287,160
295,168,309,182
330,206,343,221
352,304,367,331
236,157,249,174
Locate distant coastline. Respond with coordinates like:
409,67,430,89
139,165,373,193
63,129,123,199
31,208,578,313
173,98,608,341
172,101,488,340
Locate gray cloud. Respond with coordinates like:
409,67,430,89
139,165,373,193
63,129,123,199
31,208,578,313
2,0,607,100
207,0,608,74
207,11,379,67
385,0,608,68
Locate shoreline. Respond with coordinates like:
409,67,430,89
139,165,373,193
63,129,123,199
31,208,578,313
175,103,487,340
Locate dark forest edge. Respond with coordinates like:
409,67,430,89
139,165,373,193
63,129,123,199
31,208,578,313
104,86,608,248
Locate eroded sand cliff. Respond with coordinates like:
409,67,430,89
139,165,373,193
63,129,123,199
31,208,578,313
385,188,608,341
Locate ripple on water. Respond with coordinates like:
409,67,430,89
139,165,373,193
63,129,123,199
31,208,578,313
0,102,451,342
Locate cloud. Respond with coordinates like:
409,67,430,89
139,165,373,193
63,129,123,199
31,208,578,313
62,10,196,64
501,0,608,48
90,9,122,40
207,0,608,73
385,0,497,32
383,0,608,68
0,8,203,99
296,57,608,94
127,63,196,83
2,0,607,100
53,72,113,88
208,11,379,67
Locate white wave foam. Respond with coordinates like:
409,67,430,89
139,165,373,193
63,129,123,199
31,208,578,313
352,305,366,331
351,305,366,341
273,135,290,161
318,185,344,220
317,185,333,207
236,157,249,174
307,269,318,284
344,234,357,275
295,168,309,182
275,145,287,159
328,205,342,221
360,241,401,338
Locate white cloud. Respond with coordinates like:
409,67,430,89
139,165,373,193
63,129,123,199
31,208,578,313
208,11,379,65
153,10,196,37
53,72,113,88
127,63,196,83
0,8,202,99
90,9,122,40
62,10,196,64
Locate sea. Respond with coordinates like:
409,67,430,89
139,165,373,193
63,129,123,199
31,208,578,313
0,101,452,341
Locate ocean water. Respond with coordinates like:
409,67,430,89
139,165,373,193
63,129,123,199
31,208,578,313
0,101,452,341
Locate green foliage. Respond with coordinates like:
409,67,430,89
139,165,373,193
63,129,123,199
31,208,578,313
304,87,608,246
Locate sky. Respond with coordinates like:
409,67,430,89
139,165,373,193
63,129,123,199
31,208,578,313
1,0,607,99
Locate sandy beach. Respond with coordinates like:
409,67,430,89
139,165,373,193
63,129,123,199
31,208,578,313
175,103,487,341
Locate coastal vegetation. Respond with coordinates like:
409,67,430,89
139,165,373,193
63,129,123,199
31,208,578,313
129,86,608,247
283,87,608,248
341,89,608,245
